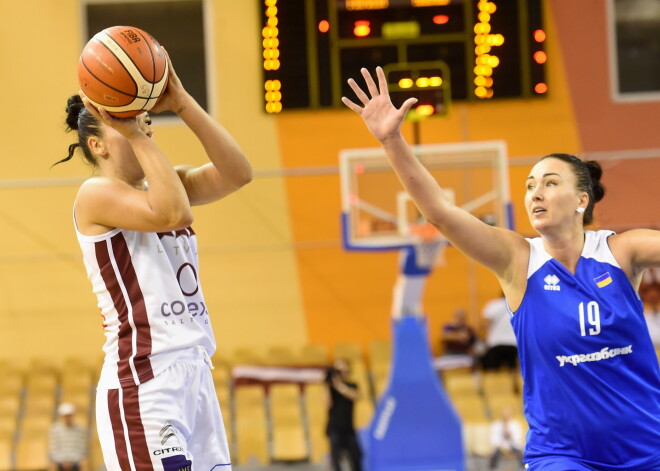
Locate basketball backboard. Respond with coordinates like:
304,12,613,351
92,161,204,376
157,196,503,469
339,140,511,250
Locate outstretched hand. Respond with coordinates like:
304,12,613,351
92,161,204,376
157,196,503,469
341,66,418,143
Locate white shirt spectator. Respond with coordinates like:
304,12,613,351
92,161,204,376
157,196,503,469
482,297,517,347
490,417,523,452
644,308,660,348
49,423,87,462
49,403,87,466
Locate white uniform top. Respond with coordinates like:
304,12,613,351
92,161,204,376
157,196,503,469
482,297,517,347
75,222,215,389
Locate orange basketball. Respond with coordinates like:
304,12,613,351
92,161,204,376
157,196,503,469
78,26,168,118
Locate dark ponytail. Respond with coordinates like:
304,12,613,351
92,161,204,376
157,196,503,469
54,95,102,167
585,160,605,205
541,153,605,225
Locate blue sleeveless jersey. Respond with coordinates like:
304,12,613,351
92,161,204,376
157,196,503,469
511,230,660,470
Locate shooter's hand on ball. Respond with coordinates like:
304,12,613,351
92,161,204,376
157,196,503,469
79,93,144,139
150,48,189,116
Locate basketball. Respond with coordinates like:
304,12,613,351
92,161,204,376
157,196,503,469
77,26,168,118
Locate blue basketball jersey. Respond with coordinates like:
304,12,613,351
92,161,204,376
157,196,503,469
511,230,660,470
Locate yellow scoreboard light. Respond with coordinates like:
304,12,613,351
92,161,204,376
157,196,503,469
411,0,451,6
264,80,282,114
345,0,389,10
382,21,420,39
262,0,281,113
353,20,372,37
384,61,451,121
474,0,503,99
345,0,451,8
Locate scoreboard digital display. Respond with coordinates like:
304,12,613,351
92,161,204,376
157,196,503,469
261,0,546,115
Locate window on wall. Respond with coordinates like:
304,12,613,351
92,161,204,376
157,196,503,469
84,0,209,115
608,0,660,101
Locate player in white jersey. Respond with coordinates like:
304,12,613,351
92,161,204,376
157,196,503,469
342,67,660,470
57,52,252,471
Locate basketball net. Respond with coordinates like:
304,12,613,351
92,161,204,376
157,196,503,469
391,222,447,318
408,222,447,269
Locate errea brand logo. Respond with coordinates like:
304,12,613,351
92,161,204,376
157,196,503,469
544,274,561,291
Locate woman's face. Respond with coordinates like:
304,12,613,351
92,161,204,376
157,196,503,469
524,157,586,234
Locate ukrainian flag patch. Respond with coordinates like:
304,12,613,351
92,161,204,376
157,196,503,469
594,272,613,288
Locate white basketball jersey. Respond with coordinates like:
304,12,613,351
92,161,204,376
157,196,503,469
75,223,216,389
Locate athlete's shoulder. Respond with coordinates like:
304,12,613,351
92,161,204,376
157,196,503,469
607,228,660,279
526,237,552,279
75,177,133,236
582,230,619,267
608,227,660,247
585,229,615,243
77,175,131,195
75,176,133,210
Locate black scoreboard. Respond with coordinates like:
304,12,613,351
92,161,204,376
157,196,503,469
261,0,546,115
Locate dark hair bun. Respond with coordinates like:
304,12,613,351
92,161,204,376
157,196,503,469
65,95,84,131
585,160,605,203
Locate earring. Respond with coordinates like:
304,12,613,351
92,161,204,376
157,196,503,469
576,207,585,214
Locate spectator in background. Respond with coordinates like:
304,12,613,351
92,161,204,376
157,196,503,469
49,403,88,471
481,293,518,371
641,280,660,348
326,358,362,471
489,405,524,470
441,308,478,356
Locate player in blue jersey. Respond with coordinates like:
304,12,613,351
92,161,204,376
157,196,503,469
342,67,660,470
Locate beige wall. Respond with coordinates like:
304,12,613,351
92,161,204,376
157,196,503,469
0,0,307,362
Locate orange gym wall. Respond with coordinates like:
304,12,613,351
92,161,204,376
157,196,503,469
278,0,660,353
278,0,582,351
1,0,659,364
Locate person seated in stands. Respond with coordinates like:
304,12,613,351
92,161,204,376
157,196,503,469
441,308,478,357
49,403,88,471
480,292,521,393
641,279,660,348
489,405,524,470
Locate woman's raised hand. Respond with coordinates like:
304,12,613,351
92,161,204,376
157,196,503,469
341,66,418,143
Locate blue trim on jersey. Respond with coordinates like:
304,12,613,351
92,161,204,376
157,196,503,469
209,464,232,470
512,231,660,470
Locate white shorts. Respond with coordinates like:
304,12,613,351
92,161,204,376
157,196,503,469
96,348,231,471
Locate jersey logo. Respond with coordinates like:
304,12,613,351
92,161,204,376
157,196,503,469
556,345,632,367
543,274,561,291
159,423,177,445
594,272,613,288
160,455,191,471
